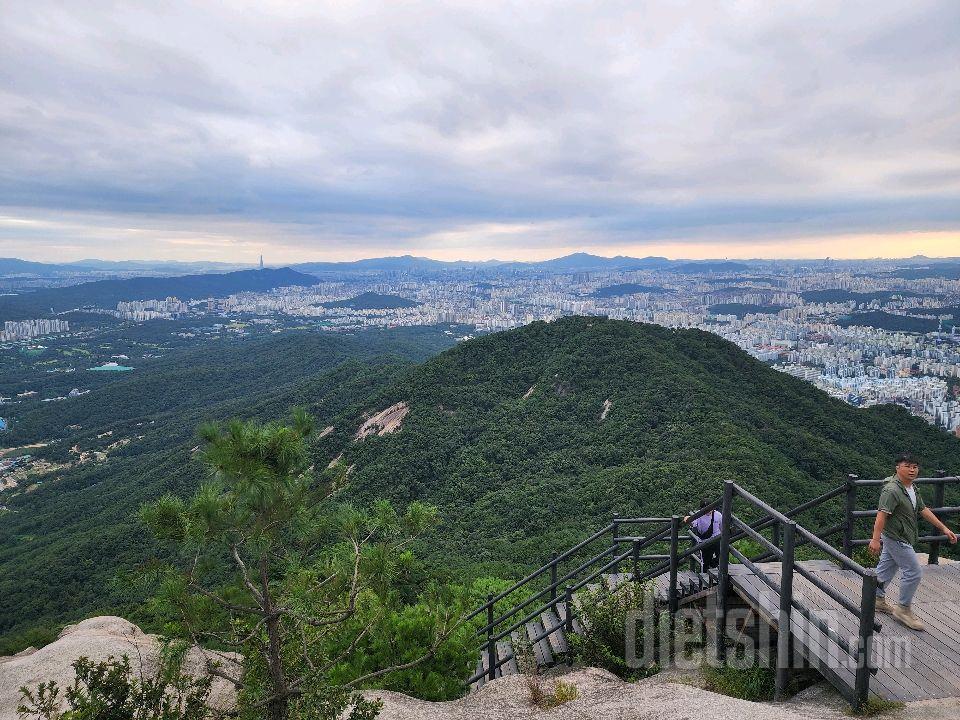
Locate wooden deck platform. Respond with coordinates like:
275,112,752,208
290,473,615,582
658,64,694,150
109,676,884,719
728,559,960,702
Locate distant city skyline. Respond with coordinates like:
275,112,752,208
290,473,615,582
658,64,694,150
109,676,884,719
4,239,960,267
2,2,959,263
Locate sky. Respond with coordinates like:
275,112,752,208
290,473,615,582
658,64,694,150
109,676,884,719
1,1,959,264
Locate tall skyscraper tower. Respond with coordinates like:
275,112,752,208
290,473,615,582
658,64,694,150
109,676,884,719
259,254,264,270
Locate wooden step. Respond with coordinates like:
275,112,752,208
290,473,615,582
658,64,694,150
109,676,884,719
525,618,555,667
556,600,585,635
540,608,570,656
497,639,518,676
471,658,485,691
604,572,632,591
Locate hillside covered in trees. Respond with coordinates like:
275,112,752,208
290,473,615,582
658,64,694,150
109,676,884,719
0,326,459,650
327,317,960,576
1,317,958,652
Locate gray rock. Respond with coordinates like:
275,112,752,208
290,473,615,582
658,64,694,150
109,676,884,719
0,617,239,720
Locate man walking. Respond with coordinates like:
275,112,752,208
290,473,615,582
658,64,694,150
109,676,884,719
868,453,957,631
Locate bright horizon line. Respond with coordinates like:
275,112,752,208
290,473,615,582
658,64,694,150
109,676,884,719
7,248,960,267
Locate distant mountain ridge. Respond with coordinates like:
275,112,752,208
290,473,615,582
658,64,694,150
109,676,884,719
0,258,250,275
7,254,960,280
293,253,673,275
0,267,316,320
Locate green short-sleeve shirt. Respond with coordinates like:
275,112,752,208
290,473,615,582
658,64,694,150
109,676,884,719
878,475,926,546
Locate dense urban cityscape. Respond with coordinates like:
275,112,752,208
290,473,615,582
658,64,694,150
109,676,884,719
2,257,959,436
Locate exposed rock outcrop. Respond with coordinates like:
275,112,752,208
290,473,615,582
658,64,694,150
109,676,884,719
358,667,852,720
599,399,612,421
0,617,238,720
356,402,409,440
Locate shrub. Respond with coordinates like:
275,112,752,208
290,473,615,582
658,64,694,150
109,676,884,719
511,633,578,709
551,679,578,706
17,653,210,720
568,579,657,680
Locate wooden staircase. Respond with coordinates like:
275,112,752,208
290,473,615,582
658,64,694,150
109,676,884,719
470,568,719,690
464,473,960,713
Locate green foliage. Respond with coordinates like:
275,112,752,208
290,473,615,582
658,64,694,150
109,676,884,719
837,312,941,333
142,411,458,720
702,661,776,702
845,696,906,716
551,679,578,705
324,583,479,701
3,316,959,658
336,317,959,578
0,326,459,647
0,625,60,657
569,579,656,680
524,677,579,710
17,654,210,720
511,633,579,709
322,293,419,310
853,547,879,569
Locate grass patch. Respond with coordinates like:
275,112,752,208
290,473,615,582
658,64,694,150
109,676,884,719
702,662,776,701
513,634,579,709
528,679,578,709
845,696,906,716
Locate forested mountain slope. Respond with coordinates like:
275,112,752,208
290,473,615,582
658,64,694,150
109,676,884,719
325,317,960,575
0,327,458,648
2,317,957,651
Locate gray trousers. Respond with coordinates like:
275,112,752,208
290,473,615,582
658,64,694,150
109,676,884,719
876,533,922,607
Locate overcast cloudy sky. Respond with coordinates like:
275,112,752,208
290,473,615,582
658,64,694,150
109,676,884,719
1,1,958,263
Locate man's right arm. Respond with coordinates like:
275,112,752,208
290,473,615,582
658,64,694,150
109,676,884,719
869,510,888,555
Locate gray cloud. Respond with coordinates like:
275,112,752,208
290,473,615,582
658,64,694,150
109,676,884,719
0,0,958,261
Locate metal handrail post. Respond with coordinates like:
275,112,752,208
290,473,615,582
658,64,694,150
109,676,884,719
632,538,640,580
715,480,734,663
669,515,680,614
929,471,946,565
550,551,559,601
486,594,497,682
853,572,878,711
611,513,620,562
774,521,796,701
843,474,858,557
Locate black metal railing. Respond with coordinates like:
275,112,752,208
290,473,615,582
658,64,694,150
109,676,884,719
714,481,879,709
465,470,958,711
463,515,679,686
842,471,960,562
